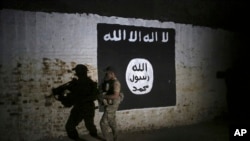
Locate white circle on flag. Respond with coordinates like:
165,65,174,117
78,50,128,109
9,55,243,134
126,58,154,95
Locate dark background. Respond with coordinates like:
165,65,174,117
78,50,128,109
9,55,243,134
2,0,249,109
2,0,250,135
2,0,249,111
2,0,248,60
1,0,248,33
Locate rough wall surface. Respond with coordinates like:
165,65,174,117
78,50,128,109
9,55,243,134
0,9,234,141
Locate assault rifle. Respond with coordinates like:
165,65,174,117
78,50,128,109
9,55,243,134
52,79,77,107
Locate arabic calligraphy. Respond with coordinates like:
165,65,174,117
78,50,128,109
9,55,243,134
130,63,149,83
126,58,154,95
103,29,169,43
130,75,149,83
133,85,149,92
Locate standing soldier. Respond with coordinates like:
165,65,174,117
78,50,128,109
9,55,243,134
65,64,100,141
100,66,122,141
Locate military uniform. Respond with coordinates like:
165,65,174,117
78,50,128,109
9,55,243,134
100,79,121,141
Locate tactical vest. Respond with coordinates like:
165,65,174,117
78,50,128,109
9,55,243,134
106,79,116,95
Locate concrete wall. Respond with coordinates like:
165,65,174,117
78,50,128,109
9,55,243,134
0,9,235,141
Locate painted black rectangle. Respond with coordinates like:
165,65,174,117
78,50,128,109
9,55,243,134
97,23,176,110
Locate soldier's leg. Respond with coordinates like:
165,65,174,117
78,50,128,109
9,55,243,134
106,102,119,141
100,110,109,140
83,109,98,136
108,112,118,141
65,107,84,140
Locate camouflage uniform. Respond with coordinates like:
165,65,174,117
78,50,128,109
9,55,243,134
100,79,121,141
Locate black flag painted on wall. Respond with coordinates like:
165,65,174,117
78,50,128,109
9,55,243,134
97,23,176,110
